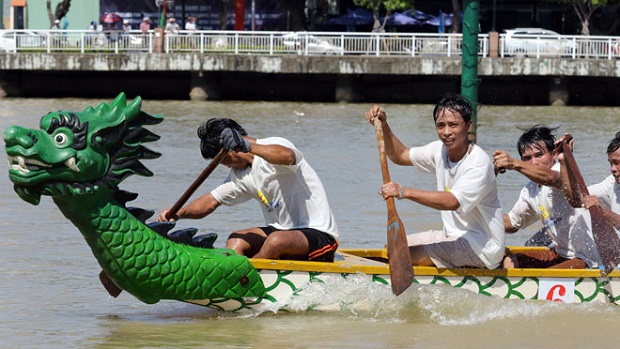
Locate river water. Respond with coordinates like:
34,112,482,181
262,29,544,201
1,97,619,349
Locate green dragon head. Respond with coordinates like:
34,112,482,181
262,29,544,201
4,93,163,205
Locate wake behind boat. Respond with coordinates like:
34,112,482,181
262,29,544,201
4,94,619,312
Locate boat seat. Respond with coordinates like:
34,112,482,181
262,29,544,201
334,251,387,267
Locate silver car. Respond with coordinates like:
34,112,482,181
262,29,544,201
0,31,16,52
502,28,576,57
0,30,47,51
282,32,343,55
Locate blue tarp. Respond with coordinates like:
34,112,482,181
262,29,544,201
384,12,419,26
329,8,454,29
384,9,453,27
424,13,453,27
327,8,374,26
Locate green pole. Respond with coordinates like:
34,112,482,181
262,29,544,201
461,0,480,143
159,3,166,28
0,0,4,30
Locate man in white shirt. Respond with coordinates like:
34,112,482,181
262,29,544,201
365,94,505,269
165,18,180,34
494,125,599,268
185,16,197,32
158,118,339,262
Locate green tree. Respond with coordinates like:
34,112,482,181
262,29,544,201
549,0,607,35
450,0,461,33
46,0,71,28
218,0,230,30
354,0,415,32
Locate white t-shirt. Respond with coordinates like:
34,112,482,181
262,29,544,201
588,174,620,239
211,137,339,240
409,140,505,269
589,175,620,213
508,163,600,267
185,22,197,31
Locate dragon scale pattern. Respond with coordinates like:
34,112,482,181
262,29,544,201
4,93,265,305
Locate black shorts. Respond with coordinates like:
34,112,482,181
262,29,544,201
260,226,338,262
506,249,587,269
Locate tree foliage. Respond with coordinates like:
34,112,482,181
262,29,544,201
547,0,608,35
451,0,461,33
46,0,71,28
354,0,415,32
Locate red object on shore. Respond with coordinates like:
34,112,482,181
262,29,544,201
234,0,245,31
101,13,122,24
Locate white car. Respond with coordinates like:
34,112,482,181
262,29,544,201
0,30,48,52
282,32,343,55
18,31,47,48
0,31,17,52
503,28,576,57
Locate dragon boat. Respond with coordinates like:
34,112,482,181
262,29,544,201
4,93,620,312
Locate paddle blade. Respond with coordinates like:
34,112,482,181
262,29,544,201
562,143,620,275
387,208,414,295
373,117,414,295
589,207,620,274
99,270,122,298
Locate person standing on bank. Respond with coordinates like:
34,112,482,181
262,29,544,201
365,93,505,269
157,118,340,262
493,125,599,269
140,17,151,35
185,16,198,32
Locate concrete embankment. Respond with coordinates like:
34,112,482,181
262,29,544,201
1,53,619,105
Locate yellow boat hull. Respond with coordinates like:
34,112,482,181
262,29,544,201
185,246,620,311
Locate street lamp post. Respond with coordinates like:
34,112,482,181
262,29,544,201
251,0,256,31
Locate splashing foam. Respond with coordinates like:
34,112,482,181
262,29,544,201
132,276,618,324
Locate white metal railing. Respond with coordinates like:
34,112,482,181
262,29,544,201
1,29,619,59
499,33,620,59
0,29,154,54
163,31,486,57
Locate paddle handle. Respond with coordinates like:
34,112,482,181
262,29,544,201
374,120,397,211
166,148,227,220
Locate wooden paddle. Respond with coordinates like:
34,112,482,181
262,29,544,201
99,148,228,297
374,119,414,295
557,139,620,275
165,148,227,220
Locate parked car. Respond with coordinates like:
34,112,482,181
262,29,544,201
502,28,576,57
15,30,47,48
282,32,343,55
0,31,17,52
0,30,48,52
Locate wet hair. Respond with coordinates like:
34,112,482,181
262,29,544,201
607,131,620,154
516,124,558,158
197,118,247,159
432,93,473,123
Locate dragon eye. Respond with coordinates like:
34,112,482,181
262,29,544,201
54,133,68,146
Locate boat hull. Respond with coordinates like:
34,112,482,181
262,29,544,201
185,247,620,311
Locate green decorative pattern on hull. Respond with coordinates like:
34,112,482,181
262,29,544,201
4,93,265,304
180,268,620,312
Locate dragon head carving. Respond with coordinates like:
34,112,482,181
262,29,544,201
4,93,162,205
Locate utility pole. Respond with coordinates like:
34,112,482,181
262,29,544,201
461,0,480,143
0,0,4,29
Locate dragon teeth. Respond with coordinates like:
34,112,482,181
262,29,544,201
65,157,80,172
8,155,29,173
26,158,52,168
7,155,63,173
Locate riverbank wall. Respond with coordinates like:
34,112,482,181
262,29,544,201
1,53,619,105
